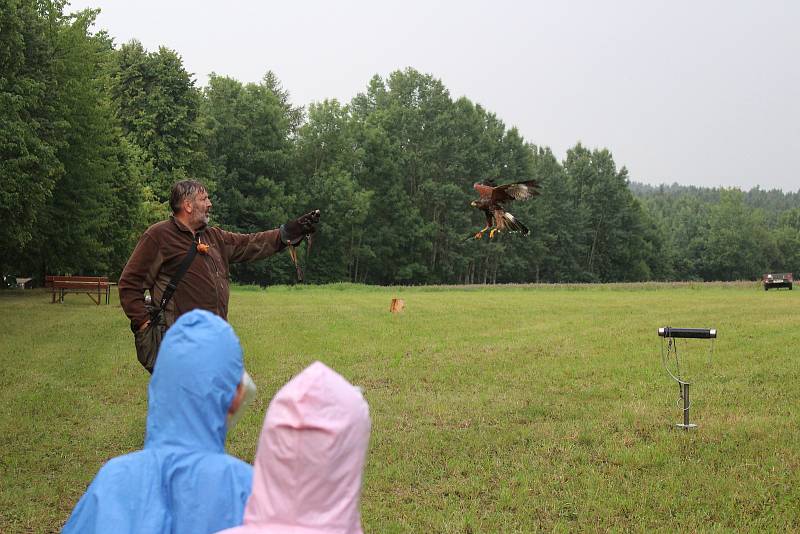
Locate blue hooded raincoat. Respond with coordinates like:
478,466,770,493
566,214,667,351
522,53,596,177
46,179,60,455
63,310,253,534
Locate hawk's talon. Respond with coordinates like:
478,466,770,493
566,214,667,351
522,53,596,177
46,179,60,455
489,228,498,239
473,226,489,240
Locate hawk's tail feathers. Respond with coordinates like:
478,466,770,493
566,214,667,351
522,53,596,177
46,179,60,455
503,212,530,235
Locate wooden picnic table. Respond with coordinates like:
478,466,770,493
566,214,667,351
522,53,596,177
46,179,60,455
45,275,112,305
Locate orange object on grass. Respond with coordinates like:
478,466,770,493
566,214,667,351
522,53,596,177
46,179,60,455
390,298,405,313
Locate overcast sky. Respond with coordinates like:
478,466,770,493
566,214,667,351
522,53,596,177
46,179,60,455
67,0,799,191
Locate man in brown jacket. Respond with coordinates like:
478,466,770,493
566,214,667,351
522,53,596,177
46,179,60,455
119,180,318,333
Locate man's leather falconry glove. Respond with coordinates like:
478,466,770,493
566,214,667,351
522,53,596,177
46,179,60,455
280,210,321,246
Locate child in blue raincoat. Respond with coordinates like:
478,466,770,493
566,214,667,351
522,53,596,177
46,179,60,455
63,310,254,534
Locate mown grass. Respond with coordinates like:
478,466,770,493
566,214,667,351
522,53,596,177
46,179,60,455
1,283,798,532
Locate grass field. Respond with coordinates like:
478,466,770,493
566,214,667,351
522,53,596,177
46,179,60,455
1,283,799,532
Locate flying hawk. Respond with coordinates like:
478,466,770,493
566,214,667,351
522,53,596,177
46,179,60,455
468,179,540,239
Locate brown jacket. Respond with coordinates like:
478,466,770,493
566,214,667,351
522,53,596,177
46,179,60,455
119,216,285,330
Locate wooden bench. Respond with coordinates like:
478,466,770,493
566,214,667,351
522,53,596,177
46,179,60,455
45,275,111,305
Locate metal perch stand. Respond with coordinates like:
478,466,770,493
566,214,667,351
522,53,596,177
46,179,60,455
658,327,716,430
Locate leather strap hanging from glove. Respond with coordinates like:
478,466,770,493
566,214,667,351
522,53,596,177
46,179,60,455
287,244,304,282
280,210,320,282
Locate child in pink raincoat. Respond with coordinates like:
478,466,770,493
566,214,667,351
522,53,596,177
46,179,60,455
217,361,371,534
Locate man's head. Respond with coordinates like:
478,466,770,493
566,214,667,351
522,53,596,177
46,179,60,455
170,180,212,230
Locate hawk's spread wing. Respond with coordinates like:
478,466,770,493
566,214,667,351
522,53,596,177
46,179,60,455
473,182,495,200
491,180,540,203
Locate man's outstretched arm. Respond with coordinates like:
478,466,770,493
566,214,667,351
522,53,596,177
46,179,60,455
220,211,320,264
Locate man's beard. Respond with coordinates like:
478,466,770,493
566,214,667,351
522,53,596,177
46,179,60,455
193,210,209,227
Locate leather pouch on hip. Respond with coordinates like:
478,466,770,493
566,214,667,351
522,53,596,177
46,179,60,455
133,304,167,374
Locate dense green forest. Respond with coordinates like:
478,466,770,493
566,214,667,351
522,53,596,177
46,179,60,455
3,2,799,285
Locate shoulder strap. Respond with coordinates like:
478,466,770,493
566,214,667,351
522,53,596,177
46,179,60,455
154,230,204,317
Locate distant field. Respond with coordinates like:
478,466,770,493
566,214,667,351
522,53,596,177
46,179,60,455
1,283,798,532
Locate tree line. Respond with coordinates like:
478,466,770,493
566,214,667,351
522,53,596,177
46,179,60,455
3,2,799,286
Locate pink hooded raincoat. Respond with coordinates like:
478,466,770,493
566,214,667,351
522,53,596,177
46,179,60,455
218,361,371,534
